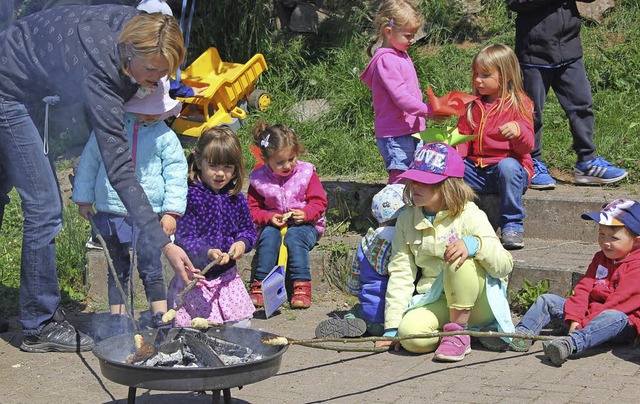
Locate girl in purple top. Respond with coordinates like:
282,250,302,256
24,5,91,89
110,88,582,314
167,127,257,328
360,0,441,184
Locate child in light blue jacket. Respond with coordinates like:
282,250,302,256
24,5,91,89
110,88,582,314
72,77,187,338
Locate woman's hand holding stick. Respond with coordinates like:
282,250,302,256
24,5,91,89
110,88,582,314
162,252,234,324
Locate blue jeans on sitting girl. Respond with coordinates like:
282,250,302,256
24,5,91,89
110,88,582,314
254,224,318,282
515,293,635,354
463,157,528,233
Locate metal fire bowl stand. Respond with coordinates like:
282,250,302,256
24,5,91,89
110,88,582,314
93,326,288,403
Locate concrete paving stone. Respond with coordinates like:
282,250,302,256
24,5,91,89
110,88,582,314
611,383,640,400
499,396,546,404
2,298,640,403
574,386,621,403
530,392,575,404
611,360,640,377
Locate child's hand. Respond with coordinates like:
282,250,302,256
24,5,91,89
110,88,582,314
78,204,94,220
289,209,307,224
270,214,287,228
160,214,177,236
567,321,579,334
207,248,231,265
498,121,519,140
228,241,246,260
444,239,469,268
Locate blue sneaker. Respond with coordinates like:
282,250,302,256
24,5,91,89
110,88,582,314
574,157,627,185
530,158,556,190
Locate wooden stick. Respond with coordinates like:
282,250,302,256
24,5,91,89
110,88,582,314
162,253,233,323
174,254,226,308
263,329,558,350
88,214,139,333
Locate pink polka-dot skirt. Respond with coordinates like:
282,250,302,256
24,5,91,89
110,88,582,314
167,266,255,327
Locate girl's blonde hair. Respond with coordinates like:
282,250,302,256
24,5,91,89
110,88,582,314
465,43,532,127
252,120,304,163
118,13,185,76
367,0,424,57
403,178,476,218
188,126,245,195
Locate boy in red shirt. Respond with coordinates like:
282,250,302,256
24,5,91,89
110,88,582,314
509,199,640,366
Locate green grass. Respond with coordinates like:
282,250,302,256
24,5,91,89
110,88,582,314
0,190,90,315
224,0,640,181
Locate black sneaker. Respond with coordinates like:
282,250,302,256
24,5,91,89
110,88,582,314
315,317,367,338
477,326,509,352
138,311,169,329
151,312,169,328
20,320,94,353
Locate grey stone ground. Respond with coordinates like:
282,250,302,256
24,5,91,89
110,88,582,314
1,292,640,404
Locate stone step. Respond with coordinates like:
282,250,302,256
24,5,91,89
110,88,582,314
85,235,597,305
323,180,640,242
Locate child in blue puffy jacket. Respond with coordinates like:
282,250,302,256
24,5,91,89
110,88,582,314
72,77,187,338
315,184,405,338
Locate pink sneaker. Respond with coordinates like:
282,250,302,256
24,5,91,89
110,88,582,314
433,323,471,362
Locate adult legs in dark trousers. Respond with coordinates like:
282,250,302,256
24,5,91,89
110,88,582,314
0,99,94,352
523,59,627,189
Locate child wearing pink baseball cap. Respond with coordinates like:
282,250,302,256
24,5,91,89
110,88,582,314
379,142,514,362
72,76,187,338
509,198,640,366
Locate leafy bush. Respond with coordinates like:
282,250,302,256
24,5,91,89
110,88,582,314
509,279,550,315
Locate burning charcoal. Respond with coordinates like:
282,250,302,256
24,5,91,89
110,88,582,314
202,333,255,358
182,332,225,367
195,330,263,364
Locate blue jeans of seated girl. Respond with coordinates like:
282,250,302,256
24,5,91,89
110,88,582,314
515,293,636,354
0,99,63,335
463,157,529,233
376,135,421,172
255,224,318,282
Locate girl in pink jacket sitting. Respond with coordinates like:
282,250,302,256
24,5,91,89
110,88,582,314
456,44,534,251
247,121,328,309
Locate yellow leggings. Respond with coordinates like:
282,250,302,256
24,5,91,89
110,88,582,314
397,259,495,353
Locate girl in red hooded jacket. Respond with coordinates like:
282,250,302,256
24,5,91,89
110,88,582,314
456,44,534,251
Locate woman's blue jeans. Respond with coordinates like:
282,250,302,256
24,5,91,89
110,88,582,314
254,224,318,282
515,293,635,354
0,99,63,335
463,157,528,233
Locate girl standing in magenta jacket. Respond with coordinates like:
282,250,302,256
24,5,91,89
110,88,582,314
359,0,443,184
248,121,328,309
456,44,534,251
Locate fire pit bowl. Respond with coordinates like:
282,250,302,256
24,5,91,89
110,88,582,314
93,326,287,393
